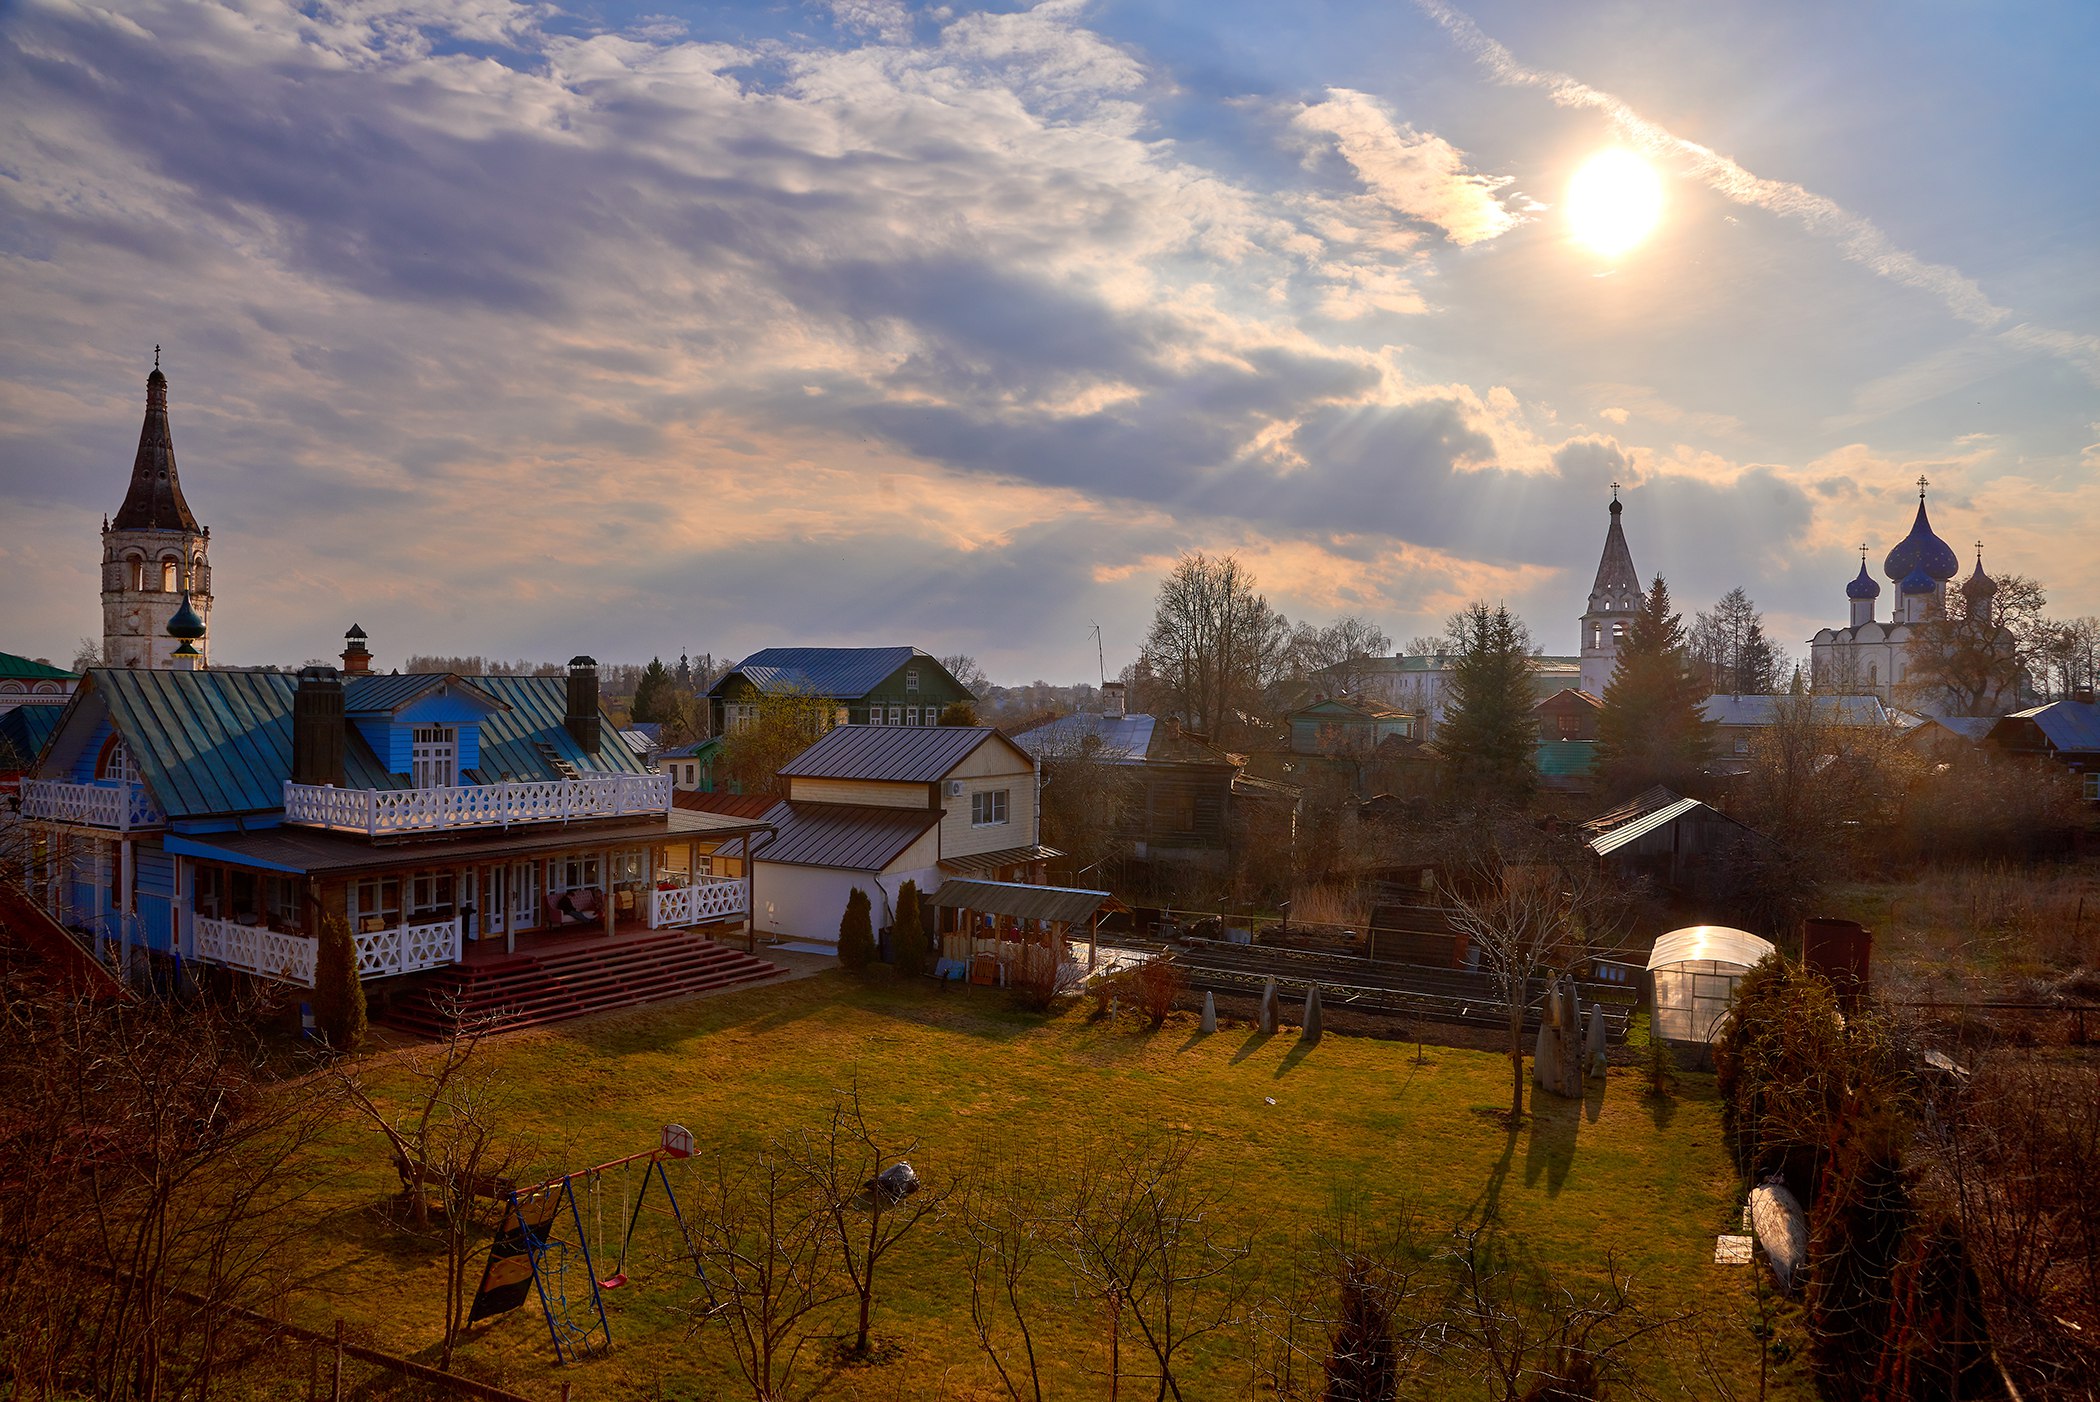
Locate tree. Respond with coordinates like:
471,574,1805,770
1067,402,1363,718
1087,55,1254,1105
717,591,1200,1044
2036,614,2100,700
1594,576,1711,797
631,656,679,724
69,637,103,672
1139,552,1292,746
1034,729,1139,884
892,879,929,978
310,912,367,1052
1898,573,2040,714
941,653,993,700
837,887,875,975
938,699,981,726
717,686,837,796
1437,603,1538,809
1278,615,1393,709
1690,587,1787,696
334,1002,504,1229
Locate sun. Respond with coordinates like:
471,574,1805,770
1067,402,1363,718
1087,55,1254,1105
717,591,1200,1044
1565,149,1664,258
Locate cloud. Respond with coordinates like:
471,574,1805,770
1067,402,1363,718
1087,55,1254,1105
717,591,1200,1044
1292,87,1520,246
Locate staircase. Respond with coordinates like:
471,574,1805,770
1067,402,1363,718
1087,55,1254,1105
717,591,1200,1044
381,931,786,1037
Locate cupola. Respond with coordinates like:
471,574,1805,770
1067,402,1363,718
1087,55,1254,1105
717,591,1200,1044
1883,477,1959,583
1961,544,1998,614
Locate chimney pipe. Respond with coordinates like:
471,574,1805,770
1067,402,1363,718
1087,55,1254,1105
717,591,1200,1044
340,624,372,676
1101,681,1127,719
293,666,346,787
566,655,600,753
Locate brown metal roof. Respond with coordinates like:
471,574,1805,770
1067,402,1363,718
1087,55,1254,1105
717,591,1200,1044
675,790,779,820
163,806,769,876
938,843,1062,874
779,725,1027,783
751,801,942,871
112,367,201,533
927,878,1110,924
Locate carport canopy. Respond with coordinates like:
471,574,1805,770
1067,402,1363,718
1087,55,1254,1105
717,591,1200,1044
928,878,1112,925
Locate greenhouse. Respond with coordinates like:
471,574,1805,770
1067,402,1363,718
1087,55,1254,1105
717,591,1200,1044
1645,925,1775,1045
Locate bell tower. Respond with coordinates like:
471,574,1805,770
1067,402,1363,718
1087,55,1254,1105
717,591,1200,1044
101,350,211,669
1578,485,1642,697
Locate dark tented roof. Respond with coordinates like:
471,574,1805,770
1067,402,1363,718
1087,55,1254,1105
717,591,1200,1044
466,674,650,783
752,801,941,871
112,368,201,533
927,878,1110,925
779,725,1021,783
1,705,64,768
712,647,933,700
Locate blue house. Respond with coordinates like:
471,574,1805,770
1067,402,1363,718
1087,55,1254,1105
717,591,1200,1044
18,641,774,1013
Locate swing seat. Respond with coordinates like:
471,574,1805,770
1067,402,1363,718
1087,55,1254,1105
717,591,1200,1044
598,1272,627,1290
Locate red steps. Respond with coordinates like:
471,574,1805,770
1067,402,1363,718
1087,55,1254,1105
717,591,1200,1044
381,930,785,1037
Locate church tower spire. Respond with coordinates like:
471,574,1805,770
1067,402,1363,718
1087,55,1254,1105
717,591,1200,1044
1578,485,1641,696
101,353,212,669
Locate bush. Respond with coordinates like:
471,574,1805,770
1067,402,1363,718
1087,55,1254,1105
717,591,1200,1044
892,880,928,978
311,913,367,1052
1008,941,1080,1013
1133,956,1183,1028
838,888,875,974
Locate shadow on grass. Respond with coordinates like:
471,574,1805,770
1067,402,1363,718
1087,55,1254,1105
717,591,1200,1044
1274,1038,1319,1077
1229,1030,1276,1065
1463,1109,1523,1226
1584,1072,1607,1125
1523,1092,1581,1196
1645,1088,1679,1130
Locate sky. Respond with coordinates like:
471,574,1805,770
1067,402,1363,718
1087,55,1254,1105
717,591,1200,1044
3,0,2096,683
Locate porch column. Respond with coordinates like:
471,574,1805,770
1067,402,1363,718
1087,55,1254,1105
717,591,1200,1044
119,837,134,980
742,839,755,953
602,847,616,938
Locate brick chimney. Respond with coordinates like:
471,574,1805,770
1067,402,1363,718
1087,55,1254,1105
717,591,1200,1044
1102,681,1127,719
340,624,372,676
292,666,346,787
566,656,600,753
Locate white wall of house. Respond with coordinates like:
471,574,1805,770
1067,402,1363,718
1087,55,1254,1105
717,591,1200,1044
754,829,940,948
936,743,1036,860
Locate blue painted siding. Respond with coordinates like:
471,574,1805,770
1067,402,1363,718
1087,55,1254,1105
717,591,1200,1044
66,717,115,781
137,847,177,897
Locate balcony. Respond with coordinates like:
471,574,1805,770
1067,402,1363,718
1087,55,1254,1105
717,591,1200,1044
193,914,461,986
648,877,748,929
19,779,163,832
282,773,673,837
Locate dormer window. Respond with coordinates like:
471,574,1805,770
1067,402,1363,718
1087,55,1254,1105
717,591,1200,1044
906,669,920,693
99,739,137,785
411,725,458,789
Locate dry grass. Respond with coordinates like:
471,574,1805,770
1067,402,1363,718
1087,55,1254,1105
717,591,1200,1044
1820,860,2100,999
1288,881,1371,928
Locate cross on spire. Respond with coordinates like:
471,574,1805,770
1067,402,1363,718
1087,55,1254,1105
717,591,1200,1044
153,344,160,370
1859,542,1869,565
1917,474,1930,499
1610,480,1620,501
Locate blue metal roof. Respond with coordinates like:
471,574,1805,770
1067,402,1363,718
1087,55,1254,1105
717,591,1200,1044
343,672,505,717
713,647,938,700
67,668,642,819
0,704,63,766
2003,699,2100,755
1012,712,1156,761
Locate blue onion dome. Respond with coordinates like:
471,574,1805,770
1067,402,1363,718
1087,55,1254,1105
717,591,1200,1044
167,591,206,640
1899,565,1938,596
1846,560,1881,600
1883,497,1960,582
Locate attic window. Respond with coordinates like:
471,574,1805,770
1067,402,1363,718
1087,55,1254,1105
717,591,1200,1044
411,725,458,789
99,739,137,785
906,670,920,692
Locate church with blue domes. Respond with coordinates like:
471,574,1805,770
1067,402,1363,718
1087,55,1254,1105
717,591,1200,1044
1808,478,2011,713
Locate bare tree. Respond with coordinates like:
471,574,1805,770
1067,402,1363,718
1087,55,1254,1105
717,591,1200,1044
941,653,993,700
333,999,502,1229
789,1085,948,1359
717,685,841,797
1139,552,1292,746
430,1079,534,1371
685,1148,846,1402
958,1152,1056,1402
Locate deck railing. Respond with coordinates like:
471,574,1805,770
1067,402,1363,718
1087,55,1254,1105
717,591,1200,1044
193,915,461,986
19,779,163,832
282,774,672,836
649,878,747,928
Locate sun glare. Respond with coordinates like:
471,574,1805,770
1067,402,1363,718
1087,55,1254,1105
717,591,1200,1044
1566,149,1664,259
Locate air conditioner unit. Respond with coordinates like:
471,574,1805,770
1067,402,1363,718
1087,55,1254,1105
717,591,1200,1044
946,780,966,797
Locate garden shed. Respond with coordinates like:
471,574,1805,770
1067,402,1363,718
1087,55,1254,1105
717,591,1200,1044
1645,925,1775,1045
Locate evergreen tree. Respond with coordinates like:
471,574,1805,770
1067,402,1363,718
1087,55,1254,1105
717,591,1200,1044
631,656,679,724
312,913,367,1051
838,887,875,974
1595,576,1712,797
936,699,979,726
891,880,928,978
1438,602,1538,808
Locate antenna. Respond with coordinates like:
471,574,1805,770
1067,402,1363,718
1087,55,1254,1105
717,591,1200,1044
1088,622,1105,688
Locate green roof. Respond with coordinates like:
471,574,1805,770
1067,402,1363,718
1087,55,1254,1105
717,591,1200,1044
1535,739,1598,777
0,651,77,681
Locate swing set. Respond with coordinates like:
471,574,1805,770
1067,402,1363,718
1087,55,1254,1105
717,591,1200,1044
468,1123,699,1364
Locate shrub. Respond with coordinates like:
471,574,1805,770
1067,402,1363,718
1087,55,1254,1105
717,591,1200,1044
311,913,367,1052
1133,956,1183,1028
1323,1257,1398,1402
892,880,927,979
838,888,875,975
1008,940,1080,1013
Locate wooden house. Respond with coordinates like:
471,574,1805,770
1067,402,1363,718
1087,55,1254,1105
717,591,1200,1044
708,647,973,735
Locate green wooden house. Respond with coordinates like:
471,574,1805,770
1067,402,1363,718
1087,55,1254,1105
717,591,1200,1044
707,647,974,735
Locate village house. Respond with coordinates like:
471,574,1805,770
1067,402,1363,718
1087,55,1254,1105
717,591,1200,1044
1985,692,2100,803
708,647,974,735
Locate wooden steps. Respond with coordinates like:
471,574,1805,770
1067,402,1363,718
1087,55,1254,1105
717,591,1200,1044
380,930,785,1037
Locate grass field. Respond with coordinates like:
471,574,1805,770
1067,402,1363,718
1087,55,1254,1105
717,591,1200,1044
295,972,1815,1400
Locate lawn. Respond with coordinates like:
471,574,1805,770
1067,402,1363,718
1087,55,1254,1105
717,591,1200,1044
294,973,1815,1400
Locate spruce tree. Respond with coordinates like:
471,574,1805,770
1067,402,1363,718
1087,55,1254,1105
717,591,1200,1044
1438,601,1538,808
891,880,928,978
631,657,678,724
838,887,875,974
311,912,367,1052
1594,575,1713,798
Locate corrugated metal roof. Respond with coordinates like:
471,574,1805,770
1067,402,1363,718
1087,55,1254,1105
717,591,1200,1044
675,791,777,820
0,704,64,766
1646,925,1774,972
1013,712,1155,762
939,844,1062,874
0,651,77,680
165,806,768,875
468,674,650,781
713,647,936,700
752,801,941,871
343,672,505,717
2009,698,2100,754
780,725,1021,783
927,878,1110,924
1587,797,1707,856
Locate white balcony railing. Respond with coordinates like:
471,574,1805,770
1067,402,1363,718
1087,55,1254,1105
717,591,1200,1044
193,915,462,986
282,774,672,836
650,878,748,928
20,779,163,832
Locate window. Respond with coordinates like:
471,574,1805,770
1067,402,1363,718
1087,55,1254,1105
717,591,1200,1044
889,705,903,725
98,739,137,785
1734,736,1750,756
2085,772,2099,802
1557,714,1580,737
971,789,1009,826
1611,622,1626,642
127,557,145,591
160,560,179,592
553,856,601,893
350,876,402,930
906,669,920,693
905,706,921,726
411,725,458,789
724,702,759,733
610,850,643,885
410,870,456,918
